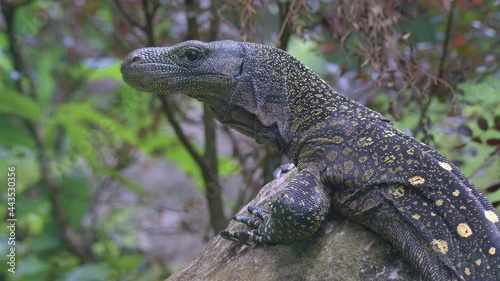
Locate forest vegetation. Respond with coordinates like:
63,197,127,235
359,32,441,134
0,0,498,280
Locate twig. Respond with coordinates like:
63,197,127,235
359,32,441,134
276,0,295,49
189,0,227,232
112,0,145,31
415,0,456,138
436,0,456,82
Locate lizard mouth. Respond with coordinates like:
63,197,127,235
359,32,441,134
122,68,236,94
122,62,235,78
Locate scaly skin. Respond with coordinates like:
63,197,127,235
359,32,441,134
121,40,500,281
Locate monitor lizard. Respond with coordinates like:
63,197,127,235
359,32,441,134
121,40,500,281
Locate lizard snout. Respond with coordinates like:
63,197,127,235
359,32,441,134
121,49,145,72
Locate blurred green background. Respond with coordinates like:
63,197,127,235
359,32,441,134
0,0,498,280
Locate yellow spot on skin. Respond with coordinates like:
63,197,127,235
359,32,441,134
464,268,471,276
389,185,405,199
383,154,396,164
457,223,473,238
452,189,460,197
485,210,500,223
476,259,481,266
389,166,404,174
332,136,343,144
412,214,421,220
359,156,368,163
327,151,338,161
358,137,374,146
363,199,377,210
431,240,448,254
439,161,453,171
409,176,425,186
363,169,374,181
489,247,496,255
435,200,443,206
382,130,396,137
344,160,354,172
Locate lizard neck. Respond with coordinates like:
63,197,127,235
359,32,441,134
281,57,389,164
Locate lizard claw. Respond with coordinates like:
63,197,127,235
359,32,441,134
220,205,278,245
248,205,270,220
220,229,263,245
272,163,296,179
232,214,262,228
231,205,269,228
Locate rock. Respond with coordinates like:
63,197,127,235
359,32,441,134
167,169,421,281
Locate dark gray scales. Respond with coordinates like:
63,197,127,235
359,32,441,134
121,40,500,281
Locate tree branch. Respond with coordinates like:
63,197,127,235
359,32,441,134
436,0,456,81
186,0,227,233
276,0,295,49
116,0,227,233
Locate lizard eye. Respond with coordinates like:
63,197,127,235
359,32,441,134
185,48,201,62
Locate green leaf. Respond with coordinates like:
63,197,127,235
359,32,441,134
108,254,142,271
162,138,203,187
142,133,205,187
99,167,146,195
15,256,51,278
0,91,42,122
59,172,92,228
36,49,60,107
53,102,139,146
84,60,122,81
24,213,45,235
49,100,139,169
0,116,36,147
57,116,98,167
28,225,64,253
92,239,120,259
60,263,112,281
459,77,500,116
458,77,500,190
288,36,327,76
0,146,40,193
219,156,239,177
487,190,500,209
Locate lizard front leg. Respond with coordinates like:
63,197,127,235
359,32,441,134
220,170,330,245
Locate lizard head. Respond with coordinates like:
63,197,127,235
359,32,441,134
121,40,244,96
121,40,292,153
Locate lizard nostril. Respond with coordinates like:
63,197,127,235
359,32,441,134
130,56,142,66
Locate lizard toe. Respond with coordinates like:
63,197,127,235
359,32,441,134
233,214,262,228
220,229,262,245
248,205,270,221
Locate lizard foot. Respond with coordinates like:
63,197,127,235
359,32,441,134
220,205,279,245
